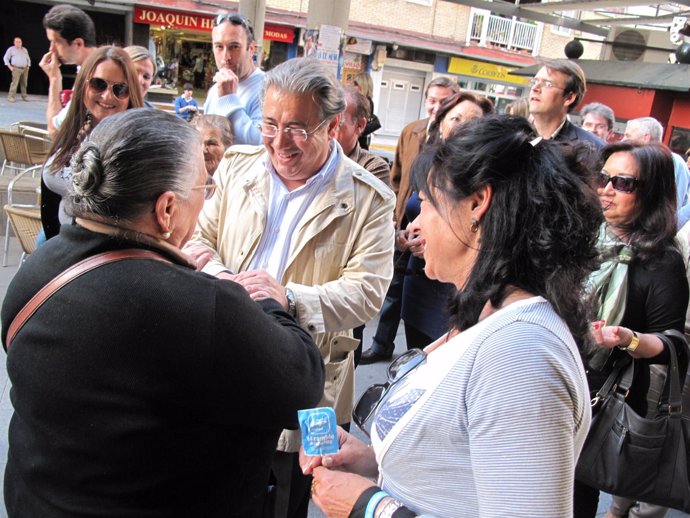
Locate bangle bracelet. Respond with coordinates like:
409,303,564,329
349,487,382,518
365,491,389,518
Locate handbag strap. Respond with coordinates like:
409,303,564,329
5,249,172,350
593,332,684,416
655,330,686,414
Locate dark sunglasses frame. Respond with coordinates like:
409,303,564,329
87,77,130,99
352,348,426,437
213,13,255,39
597,171,640,194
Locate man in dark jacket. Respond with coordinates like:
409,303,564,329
528,58,605,149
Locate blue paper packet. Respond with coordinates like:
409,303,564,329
298,407,339,456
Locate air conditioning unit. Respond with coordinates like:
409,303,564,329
603,27,676,63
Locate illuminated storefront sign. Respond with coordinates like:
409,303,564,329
448,57,529,85
134,6,294,42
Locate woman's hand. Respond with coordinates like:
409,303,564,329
299,426,378,478
592,324,665,359
405,217,425,258
311,466,377,518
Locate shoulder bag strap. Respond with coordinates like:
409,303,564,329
5,249,172,350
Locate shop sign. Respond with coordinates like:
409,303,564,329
264,24,294,43
343,52,363,70
345,38,373,55
135,6,294,42
448,57,530,85
134,6,214,31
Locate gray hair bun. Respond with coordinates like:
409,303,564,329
71,141,104,199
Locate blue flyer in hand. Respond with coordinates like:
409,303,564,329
298,407,339,456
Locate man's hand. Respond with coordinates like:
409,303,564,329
7,65,13,72
213,68,239,97
181,242,214,271
232,270,288,309
39,51,61,82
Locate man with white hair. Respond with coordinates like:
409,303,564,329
624,116,690,228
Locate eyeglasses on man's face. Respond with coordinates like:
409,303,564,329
191,174,217,200
352,348,427,437
596,171,640,194
257,118,330,143
528,78,565,91
87,77,129,99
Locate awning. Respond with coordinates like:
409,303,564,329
513,60,690,92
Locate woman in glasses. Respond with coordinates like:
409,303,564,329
2,109,324,517
301,115,603,517
41,46,143,241
576,142,688,518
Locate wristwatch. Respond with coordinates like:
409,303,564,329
285,287,296,317
618,330,639,352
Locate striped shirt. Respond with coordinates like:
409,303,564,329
247,141,340,280
373,298,590,518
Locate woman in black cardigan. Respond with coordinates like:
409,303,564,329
2,109,324,518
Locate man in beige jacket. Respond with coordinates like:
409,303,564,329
188,58,395,518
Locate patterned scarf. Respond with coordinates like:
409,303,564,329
586,224,634,371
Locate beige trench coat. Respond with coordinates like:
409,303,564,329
193,144,395,452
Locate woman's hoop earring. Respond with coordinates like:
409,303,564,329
470,217,479,233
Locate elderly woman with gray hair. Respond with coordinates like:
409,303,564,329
1,109,324,517
192,114,234,175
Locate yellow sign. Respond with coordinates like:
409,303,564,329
448,57,530,85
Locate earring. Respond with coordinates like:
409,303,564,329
470,217,479,233
161,231,172,240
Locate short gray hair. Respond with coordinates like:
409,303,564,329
628,117,664,142
192,114,234,147
261,58,345,120
68,109,201,222
425,76,460,98
580,102,614,130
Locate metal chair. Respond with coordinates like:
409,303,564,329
0,129,45,177
2,168,41,266
0,130,43,266
4,205,41,266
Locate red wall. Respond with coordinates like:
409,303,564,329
581,84,656,121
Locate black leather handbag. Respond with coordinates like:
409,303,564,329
575,330,690,513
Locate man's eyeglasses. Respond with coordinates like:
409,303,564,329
528,78,565,91
596,171,640,194
257,119,329,142
87,77,129,99
213,13,254,38
191,174,217,200
352,348,426,437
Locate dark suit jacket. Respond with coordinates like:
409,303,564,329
554,119,606,150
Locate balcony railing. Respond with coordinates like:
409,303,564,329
469,9,540,54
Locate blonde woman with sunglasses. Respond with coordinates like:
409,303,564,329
41,46,143,241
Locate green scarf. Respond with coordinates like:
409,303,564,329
586,224,634,371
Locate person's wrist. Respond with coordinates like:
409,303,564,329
618,329,639,351
349,487,382,518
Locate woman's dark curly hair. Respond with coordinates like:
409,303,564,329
415,115,603,350
599,142,678,264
